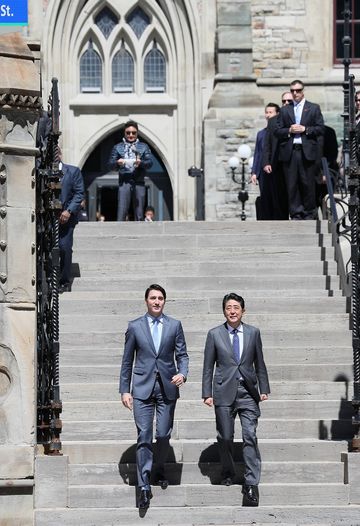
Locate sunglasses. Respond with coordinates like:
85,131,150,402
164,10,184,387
282,99,292,103
356,99,360,102
125,131,137,135
290,88,303,93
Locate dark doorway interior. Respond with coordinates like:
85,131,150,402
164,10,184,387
82,129,173,221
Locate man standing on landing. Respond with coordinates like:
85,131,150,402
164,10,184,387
202,293,270,506
108,120,153,221
275,79,324,219
120,284,189,509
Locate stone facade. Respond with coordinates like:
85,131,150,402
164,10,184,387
14,0,347,222
0,32,40,525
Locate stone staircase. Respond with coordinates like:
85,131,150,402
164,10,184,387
34,220,360,525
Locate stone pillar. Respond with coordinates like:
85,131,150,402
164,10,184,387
204,0,262,221
0,32,41,525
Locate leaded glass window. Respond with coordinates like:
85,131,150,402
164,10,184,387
112,46,134,92
80,42,102,92
95,6,118,39
126,6,150,39
144,45,166,92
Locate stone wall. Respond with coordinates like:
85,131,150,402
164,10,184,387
0,32,40,525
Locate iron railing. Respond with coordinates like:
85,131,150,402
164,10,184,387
36,78,63,454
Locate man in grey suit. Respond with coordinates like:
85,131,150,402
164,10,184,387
202,293,270,506
120,284,189,509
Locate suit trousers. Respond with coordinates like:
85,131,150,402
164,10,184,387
133,378,176,489
59,221,75,285
215,383,261,485
117,180,146,221
283,147,318,219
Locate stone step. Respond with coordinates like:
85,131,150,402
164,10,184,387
72,246,336,266
59,313,349,333
61,418,353,441
71,260,336,276
59,329,350,348
61,439,347,464
59,363,353,383
74,220,326,235
60,346,352,366
61,381,352,402
68,275,335,292
73,235,334,252
69,460,344,485
59,296,347,316
60,291,346,322
34,505,360,526
67,482,349,508
61,400,353,421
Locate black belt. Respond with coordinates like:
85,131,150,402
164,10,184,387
293,144,302,150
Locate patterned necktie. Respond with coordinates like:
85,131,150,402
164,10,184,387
152,318,160,353
232,329,240,363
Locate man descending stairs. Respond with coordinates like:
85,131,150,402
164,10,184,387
35,221,360,525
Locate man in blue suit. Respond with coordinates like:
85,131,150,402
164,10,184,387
58,161,84,292
120,284,189,509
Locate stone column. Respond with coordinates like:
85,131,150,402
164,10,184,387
0,32,41,524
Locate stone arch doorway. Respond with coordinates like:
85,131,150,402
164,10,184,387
82,130,173,221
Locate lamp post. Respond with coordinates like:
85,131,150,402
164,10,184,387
228,144,251,221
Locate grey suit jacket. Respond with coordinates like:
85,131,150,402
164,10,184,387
120,314,189,400
202,322,270,406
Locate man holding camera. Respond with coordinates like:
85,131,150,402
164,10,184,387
108,120,153,221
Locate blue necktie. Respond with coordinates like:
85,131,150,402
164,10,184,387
232,329,240,363
152,318,160,353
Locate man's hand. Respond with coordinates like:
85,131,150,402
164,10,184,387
263,164,272,174
289,124,305,134
117,158,126,167
59,210,71,224
203,397,213,407
171,373,184,387
260,394,268,401
121,393,133,410
250,173,257,185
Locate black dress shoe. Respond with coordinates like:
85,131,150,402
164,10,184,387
220,476,233,486
138,487,153,509
154,473,169,489
242,484,259,507
58,282,71,294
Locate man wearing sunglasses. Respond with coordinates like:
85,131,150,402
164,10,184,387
109,120,153,221
275,80,324,220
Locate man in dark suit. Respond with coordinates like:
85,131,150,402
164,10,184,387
202,293,270,507
261,92,293,220
275,79,324,219
251,103,280,220
58,161,84,292
120,284,189,509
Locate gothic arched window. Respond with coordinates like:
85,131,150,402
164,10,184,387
95,6,118,39
112,46,134,92
80,42,102,92
144,44,166,92
126,6,150,39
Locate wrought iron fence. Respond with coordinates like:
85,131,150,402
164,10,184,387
36,78,63,454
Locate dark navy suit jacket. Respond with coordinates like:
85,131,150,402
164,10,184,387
60,163,84,223
252,128,267,181
275,100,324,162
